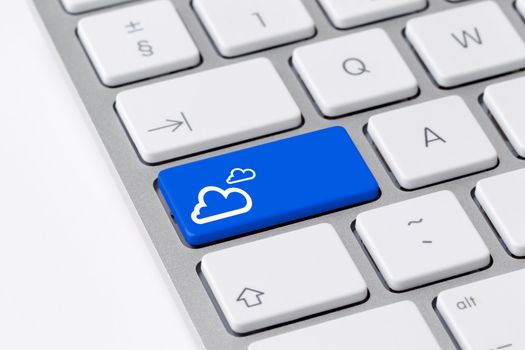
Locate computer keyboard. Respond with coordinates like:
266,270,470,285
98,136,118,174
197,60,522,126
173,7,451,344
34,0,525,349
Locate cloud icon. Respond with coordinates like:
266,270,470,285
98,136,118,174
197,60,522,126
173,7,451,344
226,168,256,184
191,186,253,224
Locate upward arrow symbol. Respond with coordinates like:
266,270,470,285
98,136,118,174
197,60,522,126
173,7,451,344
237,288,265,308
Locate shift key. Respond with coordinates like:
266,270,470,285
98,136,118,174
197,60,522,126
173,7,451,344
158,127,379,246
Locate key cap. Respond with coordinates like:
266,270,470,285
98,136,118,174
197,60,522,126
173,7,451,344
249,301,440,350
202,224,367,333
78,0,200,86
476,169,525,257
519,0,525,18
116,58,301,163
319,0,426,29
158,127,378,246
406,1,525,87
368,96,497,189
61,0,132,13
484,77,525,157
193,0,315,57
437,269,525,350
356,191,490,291
292,29,418,117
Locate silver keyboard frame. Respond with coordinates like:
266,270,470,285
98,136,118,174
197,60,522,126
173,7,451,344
33,0,525,348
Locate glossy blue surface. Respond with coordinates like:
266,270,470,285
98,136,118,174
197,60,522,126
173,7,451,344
158,127,379,246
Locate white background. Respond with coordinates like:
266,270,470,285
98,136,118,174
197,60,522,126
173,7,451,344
0,1,202,349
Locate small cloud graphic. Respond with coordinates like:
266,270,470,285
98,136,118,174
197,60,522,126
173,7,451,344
226,168,256,184
191,186,252,224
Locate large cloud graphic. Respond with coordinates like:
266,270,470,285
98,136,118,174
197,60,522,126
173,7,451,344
226,168,256,184
191,186,252,224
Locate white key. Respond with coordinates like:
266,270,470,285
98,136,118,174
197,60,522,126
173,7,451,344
201,224,367,334
476,169,525,257
193,0,315,57
116,58,301,163
292,29,418,117
356,191,490,291
61,0,132,13
78,0,200,86
249,301,440,350
437,269,525,350
519,0,525,18
484,77,525,157
406,1,525,87
368,96,497,189
319,0,426,29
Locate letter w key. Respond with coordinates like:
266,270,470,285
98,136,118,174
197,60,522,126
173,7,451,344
405,1,525,87
451,27,482,48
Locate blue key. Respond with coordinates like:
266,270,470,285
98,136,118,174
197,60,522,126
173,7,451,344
158,127,378,246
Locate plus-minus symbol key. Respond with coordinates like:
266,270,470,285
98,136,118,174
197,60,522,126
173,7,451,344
125,20,143,34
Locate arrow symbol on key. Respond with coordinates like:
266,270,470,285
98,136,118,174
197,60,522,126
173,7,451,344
148,112,193,133
237,288,265,308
